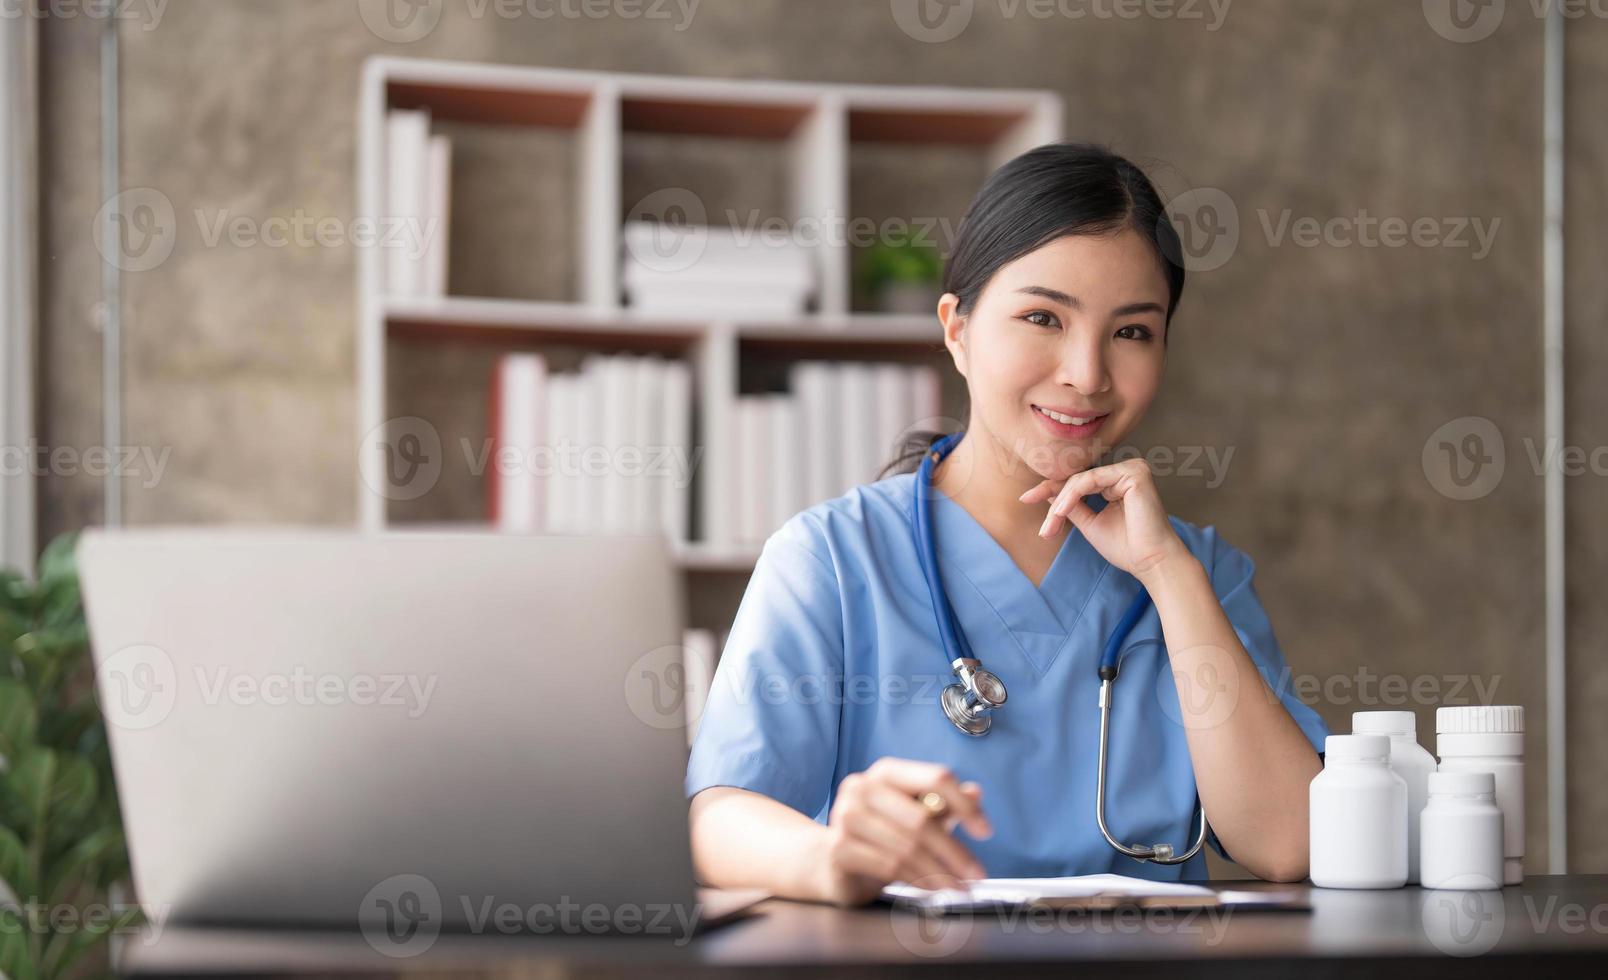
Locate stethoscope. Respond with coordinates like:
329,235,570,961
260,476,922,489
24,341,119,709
912,431,1209,865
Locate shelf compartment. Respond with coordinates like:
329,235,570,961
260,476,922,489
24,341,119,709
620,94,816,139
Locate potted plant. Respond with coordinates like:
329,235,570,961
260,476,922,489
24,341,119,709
857,239,944,315
0,533,139,980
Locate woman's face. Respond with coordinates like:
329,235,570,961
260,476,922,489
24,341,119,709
940,228,1171,482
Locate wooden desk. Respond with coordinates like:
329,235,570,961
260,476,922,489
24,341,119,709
122,874,1608,978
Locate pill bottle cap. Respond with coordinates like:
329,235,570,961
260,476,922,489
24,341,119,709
1429,770,1496,797
1437,705,1524,735
1325,733,1391,763
1352,710,1416,737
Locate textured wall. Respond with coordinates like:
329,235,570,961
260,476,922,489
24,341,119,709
34,0,1604,873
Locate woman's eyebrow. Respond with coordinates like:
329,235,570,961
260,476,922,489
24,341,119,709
1017,286,1165,318
1112,301,1167,317
1018,285,1080,308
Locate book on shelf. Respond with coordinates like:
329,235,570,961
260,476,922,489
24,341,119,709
423,134,452,297
719,361,943,549
620,220,816,317
488,352,693,544
384,108,452,299
680,627,727,747
488,354,547,534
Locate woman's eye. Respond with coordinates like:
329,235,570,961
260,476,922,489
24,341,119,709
1116,324,1154,342
1023,311,1059,328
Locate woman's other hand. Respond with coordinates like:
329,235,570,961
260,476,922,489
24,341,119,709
1020,457,1189,581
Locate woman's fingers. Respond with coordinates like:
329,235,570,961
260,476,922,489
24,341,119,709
842,796,966,890
1038,461,1149,537
865,758,993,839
1018,479,1063,504
864,783,987,882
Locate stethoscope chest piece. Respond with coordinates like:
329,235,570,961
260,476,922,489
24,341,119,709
941,657,1007,736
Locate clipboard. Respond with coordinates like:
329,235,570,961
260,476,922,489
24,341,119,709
881,874,1312,915
1030,889,1310,913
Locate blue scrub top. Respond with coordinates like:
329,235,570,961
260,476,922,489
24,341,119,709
685,472,1329,882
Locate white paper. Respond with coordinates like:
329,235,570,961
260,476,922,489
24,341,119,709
882,873,1213,913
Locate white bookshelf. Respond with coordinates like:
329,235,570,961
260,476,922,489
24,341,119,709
355,57,1063,570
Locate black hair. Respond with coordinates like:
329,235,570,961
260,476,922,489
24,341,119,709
878,142,1185,479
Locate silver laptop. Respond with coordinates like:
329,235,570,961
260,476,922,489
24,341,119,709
78,529,702,942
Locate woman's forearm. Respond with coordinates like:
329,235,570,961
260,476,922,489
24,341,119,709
1138,552,1323,882
688,786,831,900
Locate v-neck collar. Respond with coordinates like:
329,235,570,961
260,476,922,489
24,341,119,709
919,483,1115,676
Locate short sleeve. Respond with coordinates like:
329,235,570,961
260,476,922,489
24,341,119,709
684,518,846,820
1201,529,1330,860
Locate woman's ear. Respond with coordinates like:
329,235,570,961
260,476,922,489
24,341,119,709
937,292,968,378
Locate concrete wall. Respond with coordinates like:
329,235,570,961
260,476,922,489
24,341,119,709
34,0,1604,873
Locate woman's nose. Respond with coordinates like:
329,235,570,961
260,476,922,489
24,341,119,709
1052,334,1112,395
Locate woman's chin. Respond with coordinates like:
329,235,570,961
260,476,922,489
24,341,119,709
1021,446,1097,483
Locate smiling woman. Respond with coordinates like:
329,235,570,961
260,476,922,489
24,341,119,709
686,142,1327,906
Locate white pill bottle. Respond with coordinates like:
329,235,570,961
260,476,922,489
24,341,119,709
1309,734,1408,889
1419,770,1504,890
1352,711,1436,883
1436,705,1524,884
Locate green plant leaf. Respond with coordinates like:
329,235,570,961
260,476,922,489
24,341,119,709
1,747,53,835
0,682,37,759
3,750,97,849
48,761,98,852
40,902,139,980
0,608,29,653
0,823,33,902
33,536,78,600
42,828,124,910
36,582,80,633
0,911,40,980
34,704,97,757
12,625,89,661
0,572,32,616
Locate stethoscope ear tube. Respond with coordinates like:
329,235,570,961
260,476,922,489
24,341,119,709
916,433,1008,737
1095,665,1211,865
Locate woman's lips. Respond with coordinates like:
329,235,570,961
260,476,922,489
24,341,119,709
1032,404,1109,439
